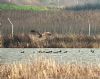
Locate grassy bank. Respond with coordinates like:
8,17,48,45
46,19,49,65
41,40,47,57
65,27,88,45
0,58,100,79
0,33,100,48
0,3,48,11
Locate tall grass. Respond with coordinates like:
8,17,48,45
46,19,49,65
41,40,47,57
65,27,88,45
1,10,100,35
0,57,100,79
0,34,3,47
1,33,100,48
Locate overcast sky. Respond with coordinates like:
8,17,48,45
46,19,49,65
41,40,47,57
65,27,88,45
61,0,100,6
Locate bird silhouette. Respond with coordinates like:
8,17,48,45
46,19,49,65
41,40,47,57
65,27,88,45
46,51,52,53
38,51,46,53
90,50,94,53
38,51,43,53
64,51,68,53
21,51,24,53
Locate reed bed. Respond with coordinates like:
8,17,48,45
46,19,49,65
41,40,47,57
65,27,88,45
1,10,100,35
0,57,100,79
1,33,100,48
0,34,3,47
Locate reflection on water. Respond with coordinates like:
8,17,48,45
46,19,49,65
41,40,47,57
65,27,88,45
0,48,100,64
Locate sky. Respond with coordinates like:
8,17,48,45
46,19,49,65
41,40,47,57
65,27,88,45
60,0,100,6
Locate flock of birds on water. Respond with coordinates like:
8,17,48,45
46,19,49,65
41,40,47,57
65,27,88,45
20,49,95,54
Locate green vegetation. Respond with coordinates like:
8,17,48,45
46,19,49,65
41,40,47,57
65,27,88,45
0,3,48,11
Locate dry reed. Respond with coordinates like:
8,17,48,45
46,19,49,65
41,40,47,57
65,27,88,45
1,33,100,48
0,34,3,47
0,57,100,79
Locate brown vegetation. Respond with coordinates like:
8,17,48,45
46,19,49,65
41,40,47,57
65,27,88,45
0,58,100,79
1,33,100,48
0,34,3,47
2,34,32,48
1,10,100,35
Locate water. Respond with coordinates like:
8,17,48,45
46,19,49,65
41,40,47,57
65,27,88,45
0,48,100,65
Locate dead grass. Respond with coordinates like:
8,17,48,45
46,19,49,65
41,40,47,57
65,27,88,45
0,57,100,79
1,33,100,48
28,34,100,48
1,10,100,35
0,34,3,47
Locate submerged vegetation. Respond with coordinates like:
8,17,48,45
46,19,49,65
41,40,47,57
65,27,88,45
0,58,100,79
0,3,48,11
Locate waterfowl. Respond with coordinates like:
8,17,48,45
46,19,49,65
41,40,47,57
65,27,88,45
21,51,24,53
64,51,68,53
46,51,52,53
38,51,43,53
38,51,45,53
91,50,94,53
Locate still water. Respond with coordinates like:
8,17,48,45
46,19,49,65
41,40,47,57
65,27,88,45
0,48,100,65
